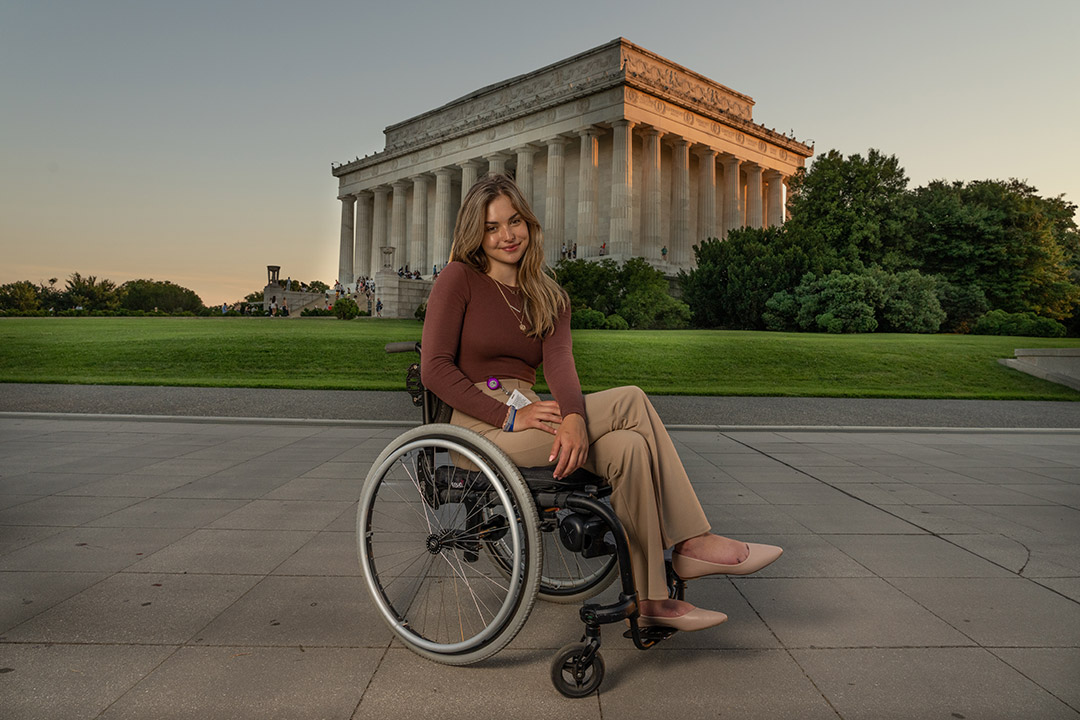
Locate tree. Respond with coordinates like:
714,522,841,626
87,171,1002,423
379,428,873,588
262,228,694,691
0,281,40,311
119,279,204,313
680,227,822,329
307,280,330,294
909,179,1080,320
785,148,915,271
556,257,690,329
63,273,119,311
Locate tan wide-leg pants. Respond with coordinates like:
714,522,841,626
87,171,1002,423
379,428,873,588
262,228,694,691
451,380,711,601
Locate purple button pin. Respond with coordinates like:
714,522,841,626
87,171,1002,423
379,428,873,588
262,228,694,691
486,377,501,390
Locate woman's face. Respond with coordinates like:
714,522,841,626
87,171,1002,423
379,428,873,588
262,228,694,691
481,194,530,274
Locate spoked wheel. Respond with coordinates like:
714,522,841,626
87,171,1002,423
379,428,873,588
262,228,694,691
486,506,618,604
357,424,542,665
550,641,605,698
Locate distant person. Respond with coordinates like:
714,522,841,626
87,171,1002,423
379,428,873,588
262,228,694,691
221,303,227,314
661,245,668,261
281,300,289,317
376,298,383,317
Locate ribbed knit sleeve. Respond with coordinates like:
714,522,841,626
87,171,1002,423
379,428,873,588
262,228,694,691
421,263,509,428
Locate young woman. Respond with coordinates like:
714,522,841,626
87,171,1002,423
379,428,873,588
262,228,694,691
421,174,782,631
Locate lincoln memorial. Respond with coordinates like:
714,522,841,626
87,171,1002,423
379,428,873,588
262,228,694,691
331,38,813,314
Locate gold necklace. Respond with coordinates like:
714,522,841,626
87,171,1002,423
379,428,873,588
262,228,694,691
490,276,527,333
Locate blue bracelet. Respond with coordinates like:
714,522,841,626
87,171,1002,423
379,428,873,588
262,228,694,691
503,405,516,432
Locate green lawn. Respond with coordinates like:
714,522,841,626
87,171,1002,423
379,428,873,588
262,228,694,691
1,316,1078,400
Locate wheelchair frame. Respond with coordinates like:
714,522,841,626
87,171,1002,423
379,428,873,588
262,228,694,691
358,341,687,697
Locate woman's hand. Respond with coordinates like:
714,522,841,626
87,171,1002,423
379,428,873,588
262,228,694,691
549,413,588,479
510,400,562,435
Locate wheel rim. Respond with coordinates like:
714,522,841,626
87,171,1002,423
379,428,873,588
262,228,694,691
359,437,528,655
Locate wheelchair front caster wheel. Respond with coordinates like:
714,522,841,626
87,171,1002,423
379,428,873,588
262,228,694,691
550,641,605,697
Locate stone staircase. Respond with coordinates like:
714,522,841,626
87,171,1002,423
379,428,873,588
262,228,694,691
1000,348,1080,391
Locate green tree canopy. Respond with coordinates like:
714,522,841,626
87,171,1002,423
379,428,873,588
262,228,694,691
785,148,915,271
119,279,205,313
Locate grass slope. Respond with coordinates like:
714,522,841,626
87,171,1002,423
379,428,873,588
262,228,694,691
1,317,1078,400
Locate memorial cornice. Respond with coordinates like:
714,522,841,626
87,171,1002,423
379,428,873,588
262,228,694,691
332,38,811,178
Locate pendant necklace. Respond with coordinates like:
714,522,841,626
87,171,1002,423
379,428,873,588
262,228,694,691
490,276,527,333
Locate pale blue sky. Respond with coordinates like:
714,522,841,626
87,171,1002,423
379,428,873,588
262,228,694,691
2,0,1077,304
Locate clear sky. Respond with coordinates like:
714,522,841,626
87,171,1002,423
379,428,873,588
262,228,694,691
2,0,1077,306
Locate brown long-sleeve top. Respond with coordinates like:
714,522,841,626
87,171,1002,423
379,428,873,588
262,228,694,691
420,261,586,428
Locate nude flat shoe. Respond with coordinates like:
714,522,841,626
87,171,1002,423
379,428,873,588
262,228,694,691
638,608,728,632
672,542,783,579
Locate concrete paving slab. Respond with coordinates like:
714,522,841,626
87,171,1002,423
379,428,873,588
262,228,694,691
206,499,351,531
0,570,110,633
0,496,141,527
735,577,975,648
0,526,193,573
356,647,601,720
98,646,383,720
2,572,261,644
129,528,316,575
0,643,177,720
272,531,361,577
825,534,1015,577
891,577,1080,647
992,647,1080,711
598,648,838,719
193,575,392,648
793,647,1079,720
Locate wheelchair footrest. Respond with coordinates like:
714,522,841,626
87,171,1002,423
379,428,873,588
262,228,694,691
622,624,678,645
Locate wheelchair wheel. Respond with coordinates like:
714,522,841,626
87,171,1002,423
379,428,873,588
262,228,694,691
357,424,542,665
490,507,617,604
550,641,605,698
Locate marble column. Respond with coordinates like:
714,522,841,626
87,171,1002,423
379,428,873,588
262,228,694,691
391,180,408,271
410,175,428,274
576,127,601,258
641,127,663,260
354,191,372,279
696,148,718,245
609,119,635,256
459,160,481,206
766,170,785,228
746,164,764,229
722,154,742,237
514,145,536,208
338,195,355,285
671,138,690,265
544,136,567,266
433,168,454,269
372,186,390,274
486,152,509,176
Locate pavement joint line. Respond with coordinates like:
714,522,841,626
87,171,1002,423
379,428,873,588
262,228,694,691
2,411,1080,434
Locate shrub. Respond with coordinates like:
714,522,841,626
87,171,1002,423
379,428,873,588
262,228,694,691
935,279,990,333
334,297,360,320
876,269,946,333
571,307,606,329
972,310,1066,338
604,314,629,330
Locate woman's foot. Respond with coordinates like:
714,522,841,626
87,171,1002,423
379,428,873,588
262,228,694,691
673,533,749,566
637,599,727,632
671,535,783,579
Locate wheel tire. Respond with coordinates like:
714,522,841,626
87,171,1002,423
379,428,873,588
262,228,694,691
550,642,605,698
357,424,542,665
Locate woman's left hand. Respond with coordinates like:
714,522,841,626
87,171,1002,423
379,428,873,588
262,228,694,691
549,413,588,479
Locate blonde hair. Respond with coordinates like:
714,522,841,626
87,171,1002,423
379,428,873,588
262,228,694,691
449,174,567,338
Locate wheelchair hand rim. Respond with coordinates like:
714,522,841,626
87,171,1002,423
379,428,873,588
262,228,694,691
359,436,529,655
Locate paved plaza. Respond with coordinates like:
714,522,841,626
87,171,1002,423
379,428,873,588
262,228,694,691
1,397,1078,718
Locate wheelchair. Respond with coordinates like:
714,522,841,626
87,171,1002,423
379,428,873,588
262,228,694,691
357,342,688,697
